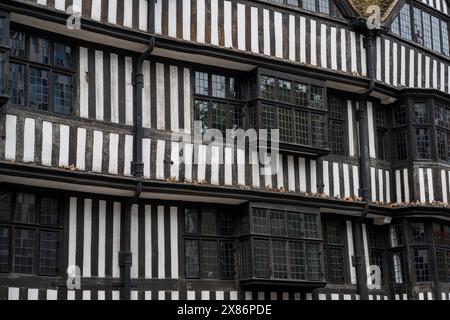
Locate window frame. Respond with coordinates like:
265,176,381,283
328,95,348,157
0,12,9,98
0,189,63,277
7,24,75,115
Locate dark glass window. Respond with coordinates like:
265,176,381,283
437,130,447,161
311,114,326,148
394,105,406,127
390,224,404,247
392,3,449,56
0,17,5,45
413,103,427,124
410,223,426,244
53,74,72,115
310,86,324,110
394,130,408,161
436,250,450,283
53,42,72,69
184,208,235,280
330,123,345,155
10,30,25,58
414,249,431,282
15,193,36,224
0,191,60,275
278,79,292,103
260,75,277,101
377,130,386,160
433,223,450,283
435,105,450,129
8,29,74,114
416,128,431,159
393,252,406,284
194,71,242,134
368,226,386,284
0,192,12,221
323,219,346,284
30,36,50,65
0,53,5,95
29,68,49,110
8,63,25,105
244,206,322,282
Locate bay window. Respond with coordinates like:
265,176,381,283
240,204,324,284
433,223,450,283
8,27,74,115
255,72,328,152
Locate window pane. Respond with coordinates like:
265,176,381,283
294,83,308,106
311,114,326,148
220,241,235,279
260,76,277,100
40,198,59,226
240,240,252,278
370,250,384,283
53,74,73,115
9,63,25,105
270,209,286,236
277,79,291,103
377,130,386,160
376,106,386,127
54,42,72,68
211,101,228,133
278,108,294,143
431,16,441,53
304,214,319,239
254,239,270,278
416,128,431,159
391,17,400,35
310,86,324,110
437,130,447,161
435,105,449,128
0,53,4,95
393,252,406,284
0,192,12,221
289,242,305,280
30,36,50,64
393,105,406,127
303,0,316,12
318,0,330,14
306,243,322,281
195,100,209,132
201,209,217,235
422,12,432,49
399,4,412,40
10,30,26,58
287,212,303,238
252,208,269,234
185,240,199,278
330,97,342,119
324,220,343,245
39,231,58,275
0,227,9,272
413,8,423,45
272,241,288,279
330,122,345,155
218,211,233,236
261,104,276,131
294,110,309,145
436,250,448,282
211,74,226,98
414,249,431,282
390,224,404,247
441,22,449,56
15,193,36,224
14,229,35,274
325,247,345,283
229,77,240,99
201,241,218,279
195,72,208,95
185,208,199,234
410,223,426,244
394,130,408,161
0,17,4,45
29,68,49,110
413,103,427,124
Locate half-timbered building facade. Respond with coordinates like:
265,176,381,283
0,0,449,301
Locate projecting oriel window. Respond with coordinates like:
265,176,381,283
432,223,450,283
8,28,74,115
240,204,323,283
0,190,61,276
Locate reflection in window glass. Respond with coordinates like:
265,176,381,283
201,241,218,279
30,36,50,65
393,252,406,284
416,128,431,159
413,103,427,124
54,74,72,115
54,42,72,68
9,63,25,105
272,241,288,279
311,114,326,147
0,192,11,221
185,240,199,278
399,4,412,40
40,198,59,226
254,239,270,278
195,72,208,95
10,30,26,58
211,74,226,98
414,249,431,282
185,209,199,234
39,231,58,275
15,193,36,224
29,68,49,110
306,244,322,281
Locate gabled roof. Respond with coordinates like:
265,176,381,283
348,0,399,20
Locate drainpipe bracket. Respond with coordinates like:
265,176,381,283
131,161,144,177
119,251,132,266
